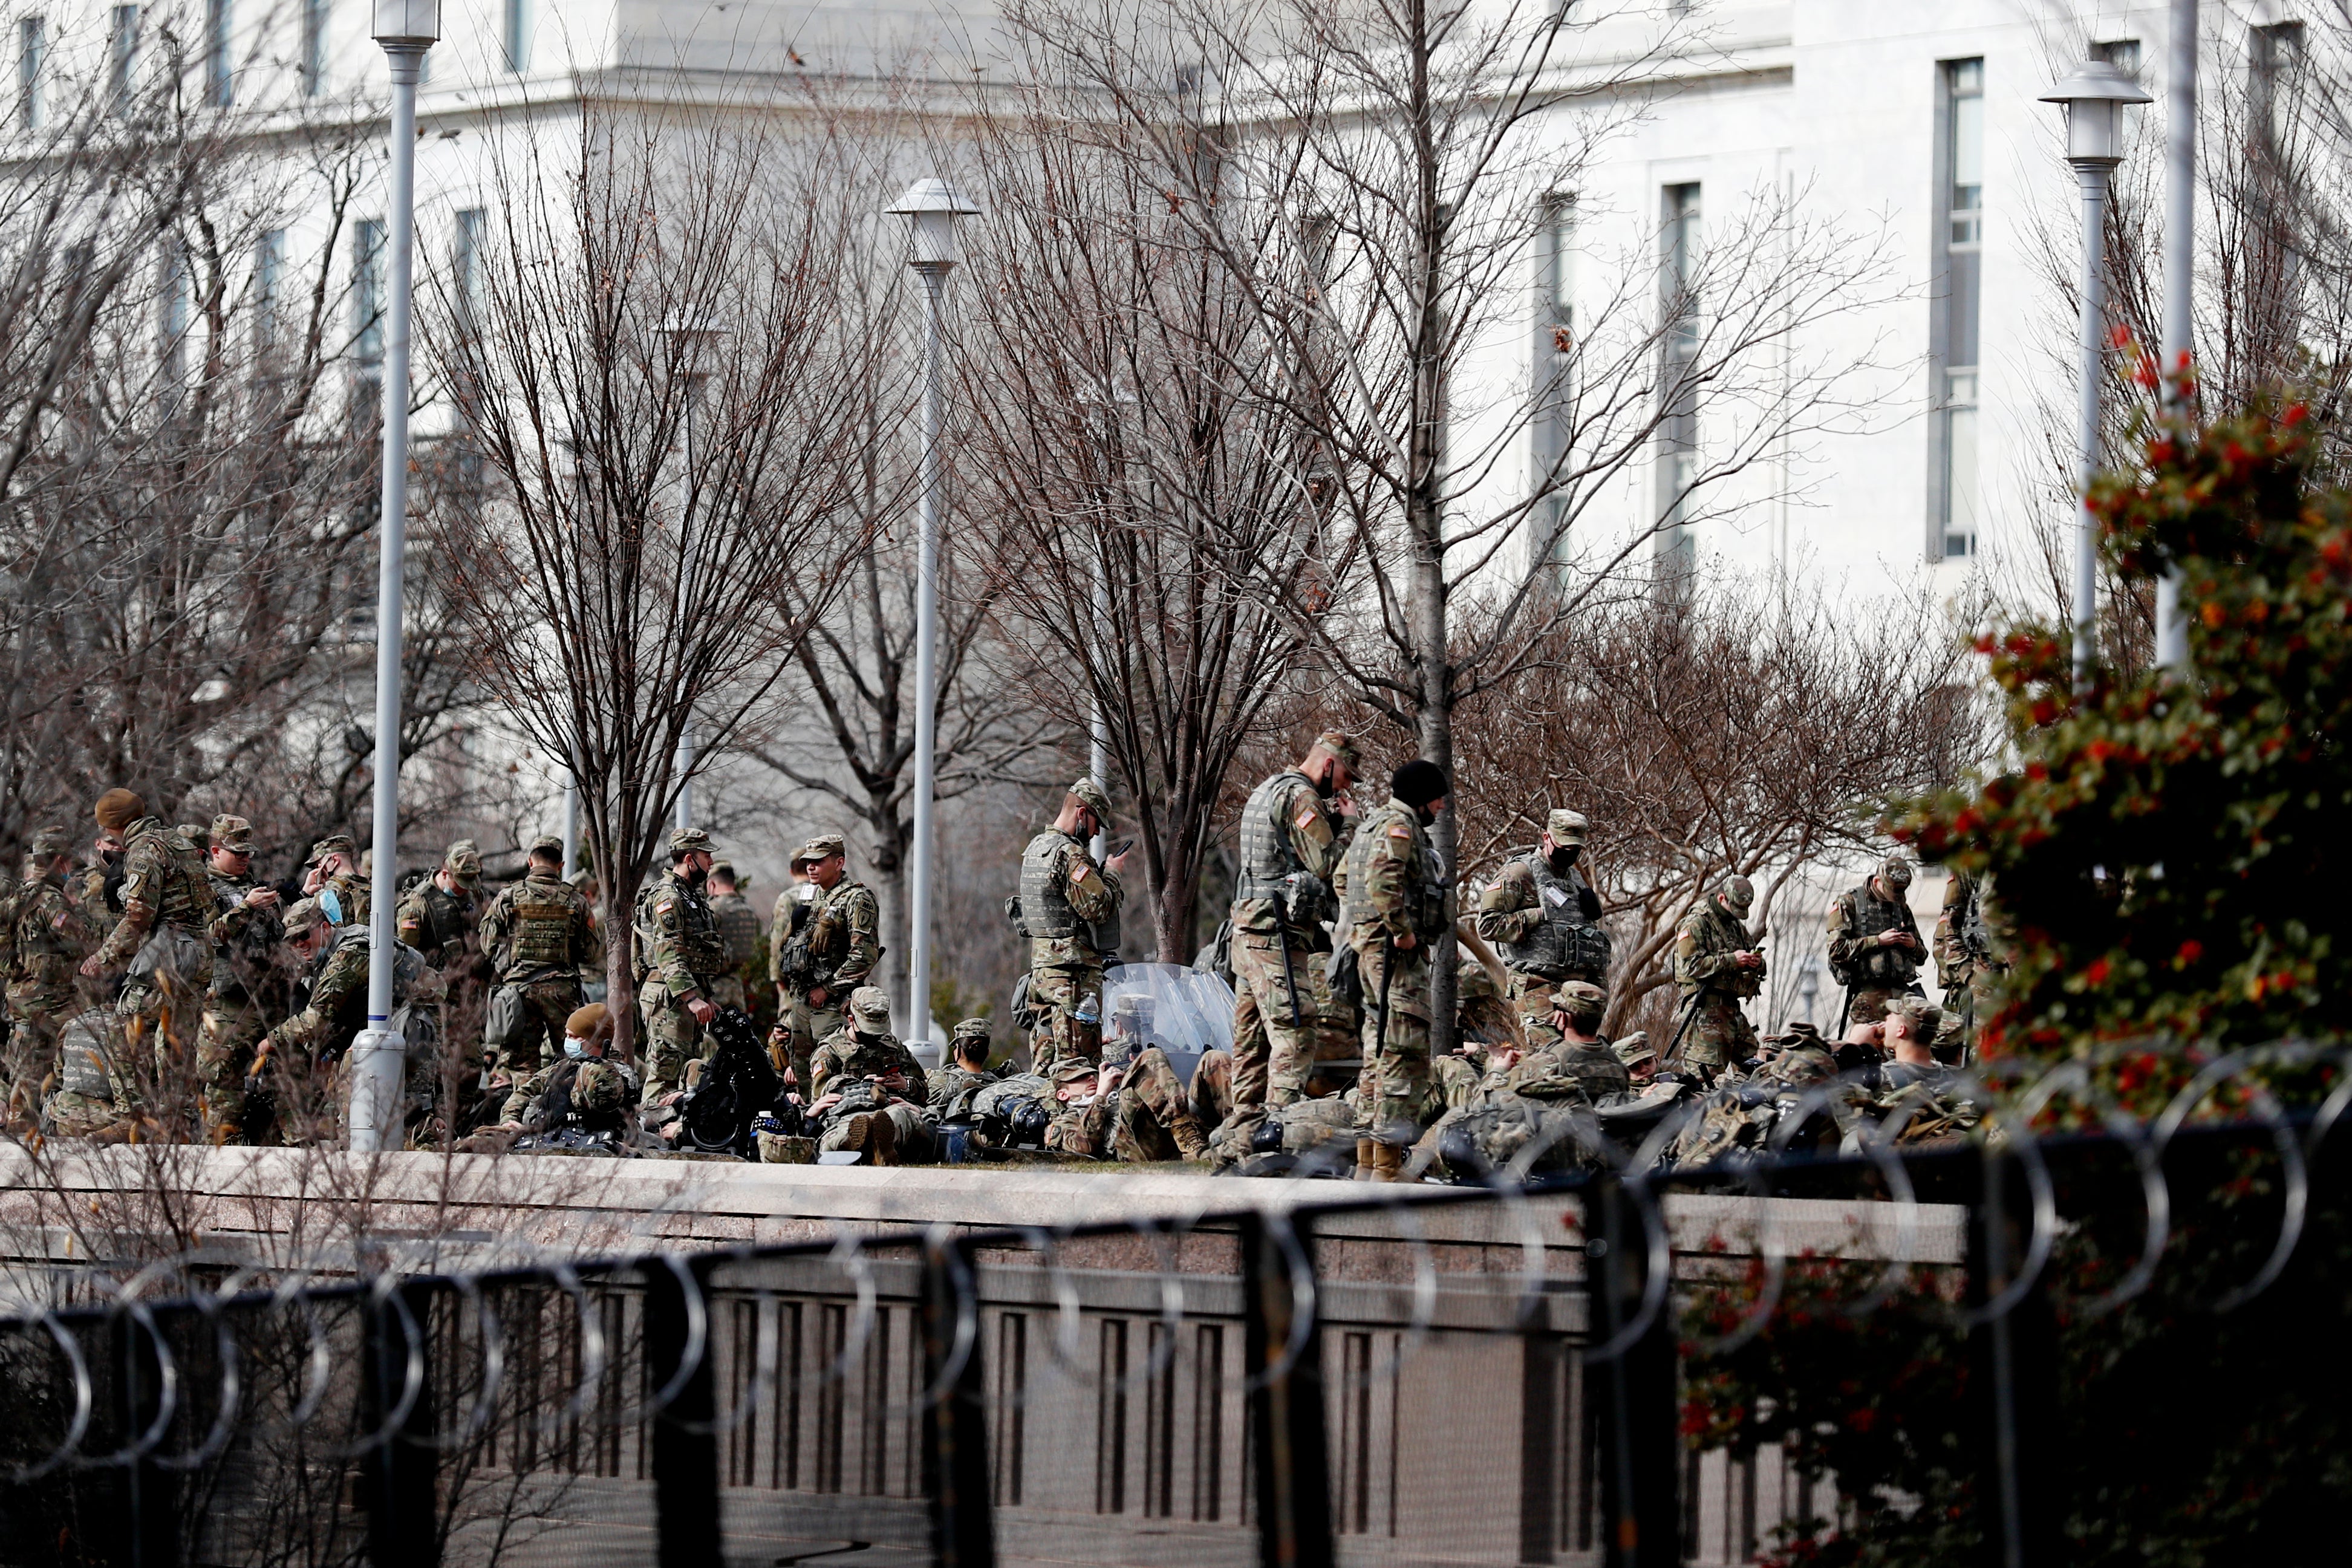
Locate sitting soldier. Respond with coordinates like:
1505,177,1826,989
806,986,933,1165
43,1010,138,1141
1615,1033,1658,1087
1414,1034,1602,1182
1043,1049,1211,1163
499,1003,639,1138
1848,995,1980,1148
1521,980,1634,1104
927,1018,1000,1122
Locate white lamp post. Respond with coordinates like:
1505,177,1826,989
657,316,725,836
2157,0,2198,672
348,0,440,1153
2042,59,2150,689
885,177,979,1044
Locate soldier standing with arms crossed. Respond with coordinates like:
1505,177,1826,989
1010,779,1125,1075
1214,732,1360,1159
1335,759,1452,1182
634,827,729,1104
772,833,881,1099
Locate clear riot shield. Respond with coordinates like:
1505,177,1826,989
1099,961,1236,1087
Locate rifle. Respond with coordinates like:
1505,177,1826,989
1270,898,1306,1029
1661,991,1701,1070
1373,936,1395,1068
1834,983,1855,1038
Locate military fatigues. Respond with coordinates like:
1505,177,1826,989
709,890,763,1015
769,881,819,1072
264,928,437,1143
777,880,881,1098
44,1011,137,1139
1011,829,1122,1073
93,818,217,1042
501,1054,638,1133
479,871,602,1076
1932,870,2007,1050
1044,1047,1209,1162
1222,770,1358,1150
396,880,477,972
3,867,102,1106
1671,902,1762,1070
1476,853,1612,1049
1826,877,1924,1027
1340,798,1450,1137
809,1026,933,1159
633,869,728,1103
198,870,285,1142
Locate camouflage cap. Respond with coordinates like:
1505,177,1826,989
94,789,145,831
28,826,76,859
305,833,356,866
528,833,565,860
1612,1030,1655,1067
951,1017,992,1044
1052,1058,1100,1087
1762,1046,1838,1089
669,827,715,857
1717,875,1756,917
281,897,330,936
1310,731,1360,772
1770,1021,1825,1046
1557,980,1606,1021
210,815,255,851
443,839,483,885
1545,809,1591,846
1879,853,1915,890
572,1058,627,1115
793,832,846,865
1067,777,1113,828
849,986,892,1029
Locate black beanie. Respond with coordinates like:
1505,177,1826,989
1390,758,1448,810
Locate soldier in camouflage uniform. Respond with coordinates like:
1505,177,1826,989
478,836,603,1079
806,987,932,1163
772,833,882,1098
1009,779,1124,1075
1216,732,1361,1157
4,827,103,1114
299,833,371,929
927,1019,1000,1120
1826,854,1925,1029
1932,868,2008,1055
83,792,217,1093
706,860,764,1016
1476,809,1613,1049
768,855,818,1072
44,1010,138,1140
498,1003,638,1134
259,898,441,1143
396,840,482,971
1668,875,1765,1081
633,827,728,1104
198,816,286,1143
1042,1050,1211,1162
1527,980,1635,1104
1337,759,1452,1179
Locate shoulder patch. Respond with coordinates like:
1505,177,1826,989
1387,823,1412,839
1070,863,1091,882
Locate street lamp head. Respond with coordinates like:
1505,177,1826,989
372,0,441,44
2041,59,2151,167
885,178,982,270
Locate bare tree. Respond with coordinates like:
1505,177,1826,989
421,102,887,1051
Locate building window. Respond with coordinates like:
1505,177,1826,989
255,229,284,354
108,4,138,115
302,0,325,96
1933,58,1984,561
354,218,385,366
1655,181,1701,583
1531,192,1575,569
18,16,42,131
504,0,527,73
160,247,189,379
453,206,486,324
204,0,230,106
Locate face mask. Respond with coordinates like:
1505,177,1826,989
564,1037,586,1058
1548,845,1581,873
1415,804,1438,827
318,887,344,926
684,865,708,889
1311,769,1335,800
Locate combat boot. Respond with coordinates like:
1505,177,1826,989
1369,1142,1406,1182
1171,1114,1211,1162
839,1110,899,1166
1353,1137,1377,1180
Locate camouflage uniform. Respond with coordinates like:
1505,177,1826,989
395,841,481,971
1011,781,1122,1075
1476,810,1612,1049
302,834,371,929
1455,955,1520,1051
478,844,602,1076
775,834,882,1099
44,1010,136,1139
633,831,729,1104
809,990,932,1162
769,874,818,1070
1340,795,1450,1139
1670,880,1764,1072
1932,868,2008,1052
263,913,438,1143
3,830,103,1103
1222,747,1359,1151
198,816,286,1143
501,1053,637,1133
1416,1053,1600,1179
1043,1049,1210,1162
94,816,217,1040
707,868,764,1015
928,1018,1000,1120
1826,856,1924,1027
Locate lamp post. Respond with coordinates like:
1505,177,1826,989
885,177,979,1044
656,315,725,836
2157,0,2198,672
2041,60,2150,689
348,0,440,1154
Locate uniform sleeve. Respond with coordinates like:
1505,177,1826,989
647,889,700,996
1045,1101,1108,1157
502,1065,550,1124
1673,913,1737,988
1932,874,1970,985
477,890,510,965
808,1039,844,1098
1474,862,1542,945
94,841,163,967
396,892,430,949
1062,844,1120,926
833,888,881,988
270,949,365,1053
1357,823,1418,942
1825,894,1865,977
1280,781,1349,883
768,892,793,982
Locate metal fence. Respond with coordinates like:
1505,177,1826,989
3,1049,2348,1568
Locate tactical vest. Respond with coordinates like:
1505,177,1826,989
633,876,725,981
1014,832,1077,939
133,822,216,934
56,1014,118,1099
1839,883,1917,985
775,883,820,988
1235,772,1337,929
413,884,472,954
507,876,579,971
713,893,761,972
1496,854,1612,981
1340,805,1448,942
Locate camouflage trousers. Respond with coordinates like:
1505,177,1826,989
1432,1052,1488,1111
816,1100,932,1161
197,993,272,1143
1506,972,1604,1051
4,1002,70,1124
1223,935,1357,1148
783,994,844,1098
1357,941,1433,1138
1675,997,1756,1070
487,980,587,1078
1109,1047,1208,1163
637,982,708,1104
1190,1048,1234,1130
1028,966,1103,1076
